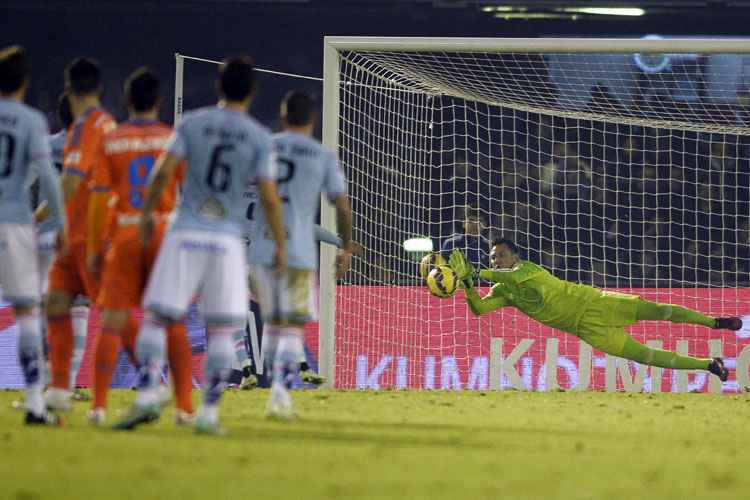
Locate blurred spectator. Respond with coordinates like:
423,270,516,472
440,205,491,270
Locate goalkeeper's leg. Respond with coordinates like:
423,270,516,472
634,298,742,330
615,333,728,381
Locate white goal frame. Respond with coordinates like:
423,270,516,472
320,36,750,389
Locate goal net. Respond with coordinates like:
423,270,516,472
322,37,750,392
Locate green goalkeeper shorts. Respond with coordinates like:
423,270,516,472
574,291,640,355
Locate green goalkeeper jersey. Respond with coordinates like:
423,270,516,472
478,261,602,333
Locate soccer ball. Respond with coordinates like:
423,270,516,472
426,265,458,299
419,252,446,280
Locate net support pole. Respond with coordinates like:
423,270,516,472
174,53,184,126
318,41,340,388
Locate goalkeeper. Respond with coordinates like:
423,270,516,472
448,239,743,381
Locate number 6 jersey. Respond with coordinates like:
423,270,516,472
165,106,275,237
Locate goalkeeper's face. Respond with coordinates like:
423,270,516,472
490,243,518,270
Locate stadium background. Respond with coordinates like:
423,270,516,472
2,0,750,390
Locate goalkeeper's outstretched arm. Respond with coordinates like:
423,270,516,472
448,249,508,316
463,287,507,316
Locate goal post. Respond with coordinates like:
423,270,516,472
322,36,750,392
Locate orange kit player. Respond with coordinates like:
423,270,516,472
86,67,194,426
45,58,116,412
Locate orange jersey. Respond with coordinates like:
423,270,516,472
92,120,183,219
63,107,116,242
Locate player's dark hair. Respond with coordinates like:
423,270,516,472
492,237,519,255
464,205,485,222
124,66,160,112
282,90,316,126
57,92,73,128
219,55,255,101
64,57,101,96
0,46,30,94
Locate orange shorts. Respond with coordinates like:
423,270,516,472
48,241,100,299
97,222,168,310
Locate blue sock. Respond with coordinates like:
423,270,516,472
273,329,303,390
135,313,167,407
17,311,44,415
201,326,236,422
262,325,281,377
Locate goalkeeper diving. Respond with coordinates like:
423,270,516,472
448,239,743,381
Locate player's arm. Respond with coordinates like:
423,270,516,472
448,250,507,315
86,142,112,269
34,166,81,224
257,178,287,272
29,116,66,249
332,194,356,279
464,287,508,316
138,151,180,246
315,224,342,248
35,157,65,233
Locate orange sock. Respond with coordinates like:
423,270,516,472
92,327,121,409
48,314,73,390
121,313,140,367
167,322,193,414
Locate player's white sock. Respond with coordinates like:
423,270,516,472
232,327,249,368
200,326,235,421
272,328,304,394
16,309,45,416
135,313,167,407
69,305,89,389
261,325,281,376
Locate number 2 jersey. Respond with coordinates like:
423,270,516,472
165,106,275,237
248,131,347,271
91,119,182,221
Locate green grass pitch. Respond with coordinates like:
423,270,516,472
0,389,747,500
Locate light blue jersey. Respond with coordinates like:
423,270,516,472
243,182,342,260
37,130,66,234
0,99,64,231
242,183,258,245
248,131,347,270
166,105,275,237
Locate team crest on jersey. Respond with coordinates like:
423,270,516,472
199,197,227,218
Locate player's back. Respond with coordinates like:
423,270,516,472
249,131,346,270
0,98,50,225
99,120,179,219
63,107,115,241
171,106,273,236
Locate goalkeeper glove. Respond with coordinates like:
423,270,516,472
448,249,476,289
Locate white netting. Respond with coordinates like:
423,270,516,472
333,43,750,392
